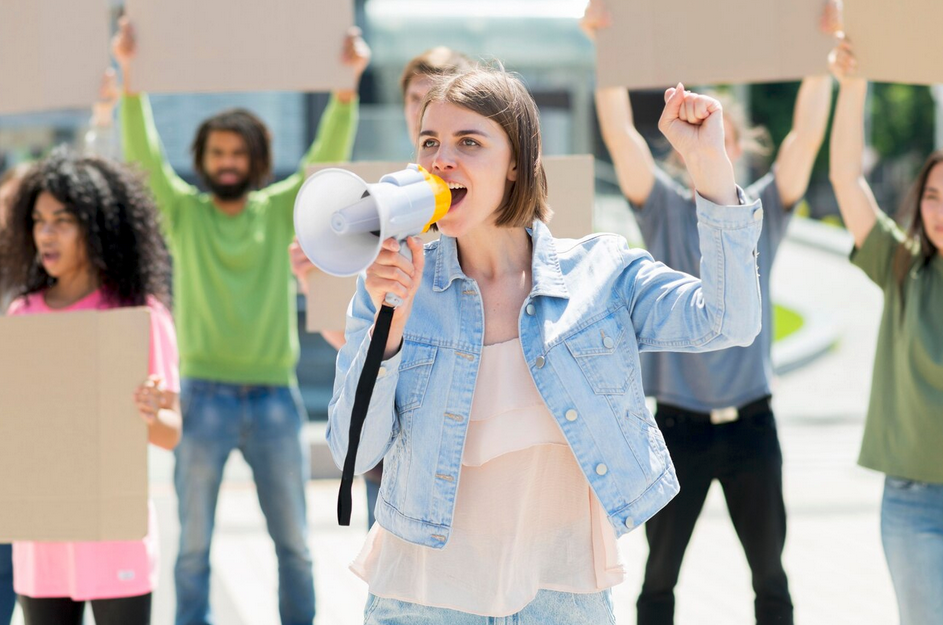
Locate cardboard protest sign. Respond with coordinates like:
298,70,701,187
302,155,595,333
0,308,150,541
125,0,355,94
844,0,943,85
0,0,110,114
596,0,833,89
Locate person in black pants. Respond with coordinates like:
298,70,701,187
584,1,840,621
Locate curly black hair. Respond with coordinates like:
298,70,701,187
0,148,172,308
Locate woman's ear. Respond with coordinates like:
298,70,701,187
507,160,518,182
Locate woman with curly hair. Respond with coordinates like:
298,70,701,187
0,149,181,625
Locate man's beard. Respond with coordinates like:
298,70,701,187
206,171,251,201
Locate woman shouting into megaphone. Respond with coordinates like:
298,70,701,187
328,66,763,624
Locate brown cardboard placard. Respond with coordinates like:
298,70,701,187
0,0,110,114
302,156,595,333
844,0,942,85
124,0,355,94
596,0,833,89
0,308,150,541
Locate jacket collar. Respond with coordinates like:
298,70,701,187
432,220,570,299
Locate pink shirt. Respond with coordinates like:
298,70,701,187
351,339,625,617
7,289,179,600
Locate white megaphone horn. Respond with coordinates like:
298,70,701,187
293,164,451,307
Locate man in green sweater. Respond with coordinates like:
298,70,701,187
113,18,368,625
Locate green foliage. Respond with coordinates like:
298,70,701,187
745,81,935,197
868,83,935,161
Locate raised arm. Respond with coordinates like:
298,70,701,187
773,1,843,208
83,68,121,161
623,86,761,350
266,27,368,203
582,0,656,205
595,87,658,206
827,41,879,247
773,75,833,208
113,18,194,225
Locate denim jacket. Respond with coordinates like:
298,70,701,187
328,191,763,549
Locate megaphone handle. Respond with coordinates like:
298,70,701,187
383,239,413,308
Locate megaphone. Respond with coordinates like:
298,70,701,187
294,164,451,306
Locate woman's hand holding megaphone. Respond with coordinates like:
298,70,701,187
365,236,426,359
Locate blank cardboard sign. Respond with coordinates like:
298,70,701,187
302,155,595,333
845,0,943,85
125,0,355,94
0,0,110,114
596,0,833,89
0,308,150,541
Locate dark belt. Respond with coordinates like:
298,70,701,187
657,395,772,425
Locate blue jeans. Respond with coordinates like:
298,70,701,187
0,544,15,625
364,589,615,624
881,476,943,625
174,379,314,625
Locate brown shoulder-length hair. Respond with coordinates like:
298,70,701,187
892,150,943,303
420,66,551,228
400,47,473,98
191,109,272,189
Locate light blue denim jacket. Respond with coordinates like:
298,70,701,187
328,191,763,549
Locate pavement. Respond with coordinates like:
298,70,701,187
11,215,898,625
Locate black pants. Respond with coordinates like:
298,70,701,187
19,593,151,625
637,407,793,625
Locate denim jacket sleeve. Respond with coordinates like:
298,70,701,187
624,190,763,351
326,275,404,475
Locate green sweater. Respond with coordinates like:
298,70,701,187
121,93,357,385
852,210,943,483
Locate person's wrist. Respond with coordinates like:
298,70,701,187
687,154,737,205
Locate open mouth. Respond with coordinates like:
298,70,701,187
40,251,60,265
447,181,468,208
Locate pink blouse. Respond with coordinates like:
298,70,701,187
8,290,179,600
351,339,624,617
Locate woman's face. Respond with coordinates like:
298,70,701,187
32,191,90,281
417,101,517,238
920,162,943,255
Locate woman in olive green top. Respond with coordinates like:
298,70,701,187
829,41,943,625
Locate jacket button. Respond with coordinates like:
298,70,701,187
595,464,608,476
753,208,764,221
525,303,536,316
565,409,578,421
377,366,387,378
603,336,614,349
625,517,635,529
535,356,545,368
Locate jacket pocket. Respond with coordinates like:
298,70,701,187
620,408,669,483
394,341,437,414
564,312,635,395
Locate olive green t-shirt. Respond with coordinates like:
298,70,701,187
851,210,943,483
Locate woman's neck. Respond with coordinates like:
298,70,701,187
45,268,99,309
456,224,532,283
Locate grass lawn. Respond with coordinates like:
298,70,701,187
773,303,804,342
